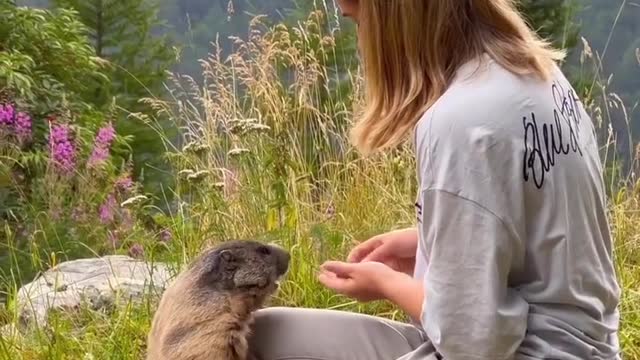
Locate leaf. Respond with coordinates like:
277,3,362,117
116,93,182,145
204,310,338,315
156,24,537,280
266,207,279,232
0,166,12,187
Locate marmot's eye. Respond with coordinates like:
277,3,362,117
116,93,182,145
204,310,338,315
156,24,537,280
257,246,271,256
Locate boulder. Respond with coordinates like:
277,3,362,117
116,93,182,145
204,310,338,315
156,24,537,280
15,255,174,327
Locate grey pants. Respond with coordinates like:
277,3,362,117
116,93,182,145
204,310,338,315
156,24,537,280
247,307,441,360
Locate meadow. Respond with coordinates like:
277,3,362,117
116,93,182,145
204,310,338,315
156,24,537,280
1,8,639,360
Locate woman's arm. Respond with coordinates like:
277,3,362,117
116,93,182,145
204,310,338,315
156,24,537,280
381,271,425,321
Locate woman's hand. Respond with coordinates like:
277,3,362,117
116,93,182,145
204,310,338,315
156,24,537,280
318,261,401,302
318,260,425,320
347,227,418,275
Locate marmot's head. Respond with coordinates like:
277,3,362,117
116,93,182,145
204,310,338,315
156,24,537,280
188,240,290,300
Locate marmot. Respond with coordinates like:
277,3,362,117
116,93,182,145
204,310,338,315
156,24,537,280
146,240,290,360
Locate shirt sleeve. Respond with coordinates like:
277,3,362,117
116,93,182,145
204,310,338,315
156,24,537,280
418,188,529,360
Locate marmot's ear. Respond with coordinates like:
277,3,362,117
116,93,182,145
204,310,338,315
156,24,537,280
204,252,220,274
205,249,233,274
220,249,234,262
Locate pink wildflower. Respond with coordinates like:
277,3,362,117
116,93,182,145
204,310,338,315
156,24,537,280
0,104,15,126
128,243,144,259
14,111,32,143
158,229,172,243
99,193,117,224
87,123,116,168
48,124,76,175
115,176,134,192
71,206,86,222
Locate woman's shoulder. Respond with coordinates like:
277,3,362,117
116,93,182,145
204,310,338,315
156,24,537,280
412,53,596,185
415,54,574,148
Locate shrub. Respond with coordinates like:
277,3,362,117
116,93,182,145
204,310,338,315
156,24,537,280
0,3,167,289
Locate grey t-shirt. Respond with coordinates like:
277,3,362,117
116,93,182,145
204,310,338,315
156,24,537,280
412,54,621,359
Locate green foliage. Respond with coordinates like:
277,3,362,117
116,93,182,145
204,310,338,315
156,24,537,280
50,0,177,109
0,3,168,288
518,0,582,50
0,105,156,287
50,0,181,200
562,0,639,169
0,1,108,113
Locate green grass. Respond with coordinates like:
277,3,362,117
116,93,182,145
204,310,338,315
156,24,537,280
0,9,639,360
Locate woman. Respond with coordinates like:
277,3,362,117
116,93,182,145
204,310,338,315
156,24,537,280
248,0,622,359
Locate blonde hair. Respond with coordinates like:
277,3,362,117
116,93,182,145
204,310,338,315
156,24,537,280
350,0,566,155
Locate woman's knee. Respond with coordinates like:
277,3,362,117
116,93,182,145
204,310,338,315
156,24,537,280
248,307,322,359
252,306,304,330
248,306,426,360
253,306,294,320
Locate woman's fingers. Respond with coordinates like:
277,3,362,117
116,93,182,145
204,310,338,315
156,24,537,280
361,242,390,263
321,261,356,278
347,238,383,263
318,270,351,292
318,262,356,294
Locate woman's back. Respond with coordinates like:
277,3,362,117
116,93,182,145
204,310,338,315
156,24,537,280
413,54,621,359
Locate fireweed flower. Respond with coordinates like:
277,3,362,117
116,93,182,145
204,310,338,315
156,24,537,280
14,111,32,143
128,243,144,258
159,229,172,243
87,123,116,168
115,176,134,192
71,206,87,222
99,193,117,224
48,124,76,175
0,104,15,126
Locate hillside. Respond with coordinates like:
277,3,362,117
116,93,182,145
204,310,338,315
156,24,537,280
17,0,639,169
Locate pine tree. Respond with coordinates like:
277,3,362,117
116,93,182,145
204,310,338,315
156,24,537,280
52,0,179,198
518,0,581,52
52,0,177,109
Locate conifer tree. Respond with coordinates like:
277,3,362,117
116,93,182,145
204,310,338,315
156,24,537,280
52,0,176,108
52,0,179,197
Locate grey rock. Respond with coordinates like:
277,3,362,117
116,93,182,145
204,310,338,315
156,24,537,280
15,255,174,327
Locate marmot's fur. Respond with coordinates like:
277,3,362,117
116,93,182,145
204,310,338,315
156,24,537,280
146,240,290,360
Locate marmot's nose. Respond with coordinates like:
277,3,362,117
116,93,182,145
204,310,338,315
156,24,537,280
280,249,290,273
267,243,290,275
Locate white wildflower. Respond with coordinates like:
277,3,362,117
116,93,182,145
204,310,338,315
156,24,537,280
212,182,225,189
182,141,209,153
178,169,195,178
186,170,210,182
120,195,148,208
245,123,271,134
228,148,250,157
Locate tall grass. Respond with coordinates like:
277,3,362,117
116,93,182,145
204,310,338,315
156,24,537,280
0,8,639,360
